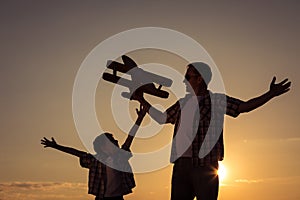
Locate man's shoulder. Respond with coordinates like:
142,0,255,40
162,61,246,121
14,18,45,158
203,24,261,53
208,91,226,97
207,91,236,101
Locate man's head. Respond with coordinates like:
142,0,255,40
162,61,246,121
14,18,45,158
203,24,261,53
184,62,212,94
93,133,119,155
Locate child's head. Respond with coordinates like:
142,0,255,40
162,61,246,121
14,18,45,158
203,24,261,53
93,133,119,155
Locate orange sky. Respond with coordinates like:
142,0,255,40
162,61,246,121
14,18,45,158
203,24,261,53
0,1,299,200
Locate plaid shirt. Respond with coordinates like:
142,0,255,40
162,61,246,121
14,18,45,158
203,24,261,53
79,147,135,199
166,92,242,166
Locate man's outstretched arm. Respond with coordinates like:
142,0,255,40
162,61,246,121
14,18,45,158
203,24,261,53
41,137,86,158
238,77,291,113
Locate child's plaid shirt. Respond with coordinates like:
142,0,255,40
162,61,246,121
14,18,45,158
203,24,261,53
79,147,135,199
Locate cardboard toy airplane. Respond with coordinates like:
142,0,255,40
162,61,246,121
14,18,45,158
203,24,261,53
102,55,173,99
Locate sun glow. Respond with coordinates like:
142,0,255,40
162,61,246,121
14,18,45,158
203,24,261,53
218,162,227,182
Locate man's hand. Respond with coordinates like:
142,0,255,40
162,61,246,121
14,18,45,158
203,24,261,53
269,76,291,97
41,137,58,148
130,87,145,102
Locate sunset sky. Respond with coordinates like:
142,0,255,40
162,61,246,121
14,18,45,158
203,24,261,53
0,1,299,200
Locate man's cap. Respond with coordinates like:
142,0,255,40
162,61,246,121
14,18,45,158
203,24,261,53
188,62,212,85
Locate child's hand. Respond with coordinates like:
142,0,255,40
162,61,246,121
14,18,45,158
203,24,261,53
136,104,147,119
41,137,58,148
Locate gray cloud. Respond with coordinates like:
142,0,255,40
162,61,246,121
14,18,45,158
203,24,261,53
235,179,264,184
234,175,300,185
0,181,86,191
0,182,88,200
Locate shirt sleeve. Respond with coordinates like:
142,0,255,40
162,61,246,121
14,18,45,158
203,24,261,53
165,101,180,124
226,95,243,117
118,147,133,161
112,148,133,172
79,153,93,169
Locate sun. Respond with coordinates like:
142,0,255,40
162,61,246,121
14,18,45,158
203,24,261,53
218,162,227,182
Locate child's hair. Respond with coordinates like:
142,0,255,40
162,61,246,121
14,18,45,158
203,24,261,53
93,132,119,154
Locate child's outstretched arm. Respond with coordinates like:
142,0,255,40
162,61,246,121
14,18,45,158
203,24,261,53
122,104,147,151
41,137,86,157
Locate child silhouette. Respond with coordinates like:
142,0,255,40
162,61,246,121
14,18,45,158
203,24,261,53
41,105,147,200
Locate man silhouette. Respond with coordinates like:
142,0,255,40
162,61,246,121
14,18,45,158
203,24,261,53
132,62,291,200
